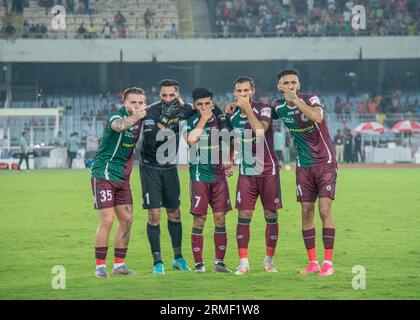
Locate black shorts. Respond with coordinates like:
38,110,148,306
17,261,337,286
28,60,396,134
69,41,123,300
140,164,180,209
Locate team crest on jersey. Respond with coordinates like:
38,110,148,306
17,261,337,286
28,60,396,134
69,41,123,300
261,107,271,118
301,113,309,122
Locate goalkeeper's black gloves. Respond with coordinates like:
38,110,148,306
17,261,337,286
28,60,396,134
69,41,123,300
213,106,232,132
158,99,181,128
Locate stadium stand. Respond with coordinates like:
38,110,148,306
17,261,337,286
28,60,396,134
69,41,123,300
2,0,419,39
213,0,419,37
0,0,180,39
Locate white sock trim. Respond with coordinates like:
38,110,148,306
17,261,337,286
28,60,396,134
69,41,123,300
113,263,125,269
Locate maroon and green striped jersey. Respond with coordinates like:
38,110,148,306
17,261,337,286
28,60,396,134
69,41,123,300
272,93,336,168
186,113,226,183
229,101,279,176
91,107,142,182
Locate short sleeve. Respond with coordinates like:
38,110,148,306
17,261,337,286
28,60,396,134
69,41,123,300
307,95,323,108
258,105,272,123
107,113,122,129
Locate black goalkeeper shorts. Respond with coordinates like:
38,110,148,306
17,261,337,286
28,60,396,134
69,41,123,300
139,164,180,209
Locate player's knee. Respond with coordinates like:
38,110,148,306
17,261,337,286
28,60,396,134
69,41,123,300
264,210,277,220
301,205,314,222
167,209,181,222
123,215,134,226
193,216,206,228
319,207,332,222
100,218,114,230
239,210,253,219
213,213,225,227
148,210,161,225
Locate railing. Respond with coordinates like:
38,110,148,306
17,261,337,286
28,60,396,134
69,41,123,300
2,30,419,40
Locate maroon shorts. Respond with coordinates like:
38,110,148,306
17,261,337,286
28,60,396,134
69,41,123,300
91,178,133,210
190,180,232,216
296,163,337,203
235,174,282,211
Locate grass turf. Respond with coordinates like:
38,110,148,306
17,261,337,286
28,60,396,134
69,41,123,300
0,167,419,300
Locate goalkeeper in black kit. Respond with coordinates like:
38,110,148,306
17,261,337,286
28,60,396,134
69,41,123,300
140,79,197,275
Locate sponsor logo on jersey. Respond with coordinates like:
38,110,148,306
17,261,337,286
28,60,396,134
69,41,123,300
281,117,295,124
289,125,314,133
144,119,155,126
309,96,321,105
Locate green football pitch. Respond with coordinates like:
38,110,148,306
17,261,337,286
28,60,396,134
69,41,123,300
0,167,419,300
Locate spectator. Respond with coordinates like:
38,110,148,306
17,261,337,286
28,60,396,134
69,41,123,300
102,21,113,39
169,23,179,38
22,21,30,39
114,10,126,30
18,131,31,171
343,129,353,163
358,100,367,114
354,132,364,163
368,99,378,113
68,132,80,169
334,129,344,163
375,111,387,126
87,23,98,39
40,24,48,38
29,24,39,39
4,23,16,40
76,23,87,38
53,131,66,148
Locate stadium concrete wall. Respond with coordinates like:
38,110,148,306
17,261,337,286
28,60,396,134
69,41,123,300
1,37,419,63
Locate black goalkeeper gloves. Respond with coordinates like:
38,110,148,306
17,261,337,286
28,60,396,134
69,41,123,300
212,106,232,132
158,99,182,128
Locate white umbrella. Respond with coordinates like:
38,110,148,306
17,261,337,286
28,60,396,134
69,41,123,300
353,122,386,135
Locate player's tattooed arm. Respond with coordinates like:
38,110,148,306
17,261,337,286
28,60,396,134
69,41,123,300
111,108,147,132
284,90,324,124
122,205,133,247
